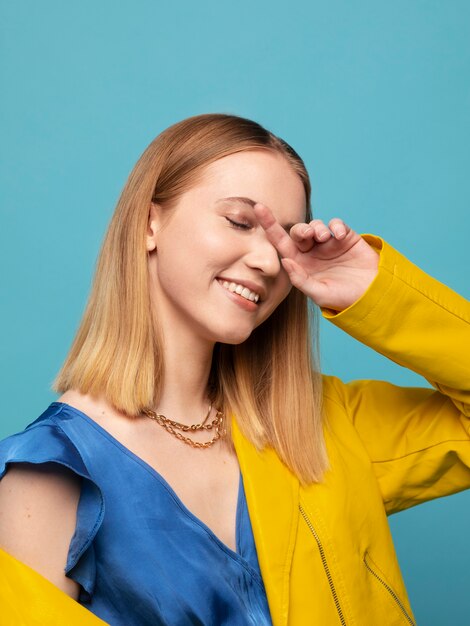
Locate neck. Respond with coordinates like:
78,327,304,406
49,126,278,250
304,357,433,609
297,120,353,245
155,327,216,426
148,258,221,425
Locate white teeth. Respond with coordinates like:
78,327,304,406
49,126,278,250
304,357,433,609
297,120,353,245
218,280,261,303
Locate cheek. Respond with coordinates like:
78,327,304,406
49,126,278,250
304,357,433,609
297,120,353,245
155,226,234,291
179,219,230,253
256,278,292,327
275,271,293,302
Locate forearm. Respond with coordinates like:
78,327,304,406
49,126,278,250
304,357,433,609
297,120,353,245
323,235,470,406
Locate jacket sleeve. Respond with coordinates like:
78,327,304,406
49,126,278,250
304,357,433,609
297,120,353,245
0,548,108,625
322,235,470,514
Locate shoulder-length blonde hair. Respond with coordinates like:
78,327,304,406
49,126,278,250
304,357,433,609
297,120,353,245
54,113,328,483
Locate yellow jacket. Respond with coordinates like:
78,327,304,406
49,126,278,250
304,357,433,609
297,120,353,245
233,235,470,625
0,548,107,625
1,236,469,625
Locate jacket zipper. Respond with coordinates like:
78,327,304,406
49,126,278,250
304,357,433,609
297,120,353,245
299,504,347,626
363,552,415,625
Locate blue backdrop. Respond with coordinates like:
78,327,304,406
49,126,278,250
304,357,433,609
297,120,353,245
1,1,469,623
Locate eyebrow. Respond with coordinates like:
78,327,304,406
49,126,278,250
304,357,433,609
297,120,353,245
216,196,297,232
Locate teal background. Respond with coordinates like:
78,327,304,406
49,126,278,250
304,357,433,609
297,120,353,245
1,0,469,622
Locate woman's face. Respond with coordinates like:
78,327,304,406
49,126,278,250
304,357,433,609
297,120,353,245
146,149,307,347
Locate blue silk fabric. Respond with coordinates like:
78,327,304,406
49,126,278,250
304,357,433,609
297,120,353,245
0,403,273,626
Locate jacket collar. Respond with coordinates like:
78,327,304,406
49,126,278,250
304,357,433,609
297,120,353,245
232,419,299,626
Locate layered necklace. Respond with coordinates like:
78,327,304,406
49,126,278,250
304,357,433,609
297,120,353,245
142,403,225,449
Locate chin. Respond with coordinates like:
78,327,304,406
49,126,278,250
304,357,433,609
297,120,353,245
214,326,254,346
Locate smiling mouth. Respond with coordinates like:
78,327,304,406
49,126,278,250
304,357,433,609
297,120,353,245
217,280,260,303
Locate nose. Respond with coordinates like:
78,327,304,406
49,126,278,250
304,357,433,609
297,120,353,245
244,232,282,277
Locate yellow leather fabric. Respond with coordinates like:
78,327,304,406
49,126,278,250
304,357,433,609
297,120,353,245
0,548,108,625
234,236,470,625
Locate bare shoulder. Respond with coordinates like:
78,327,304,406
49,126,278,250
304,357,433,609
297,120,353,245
58,389,120,428
57,389,101,417
57,389,139,441
0,462,81,599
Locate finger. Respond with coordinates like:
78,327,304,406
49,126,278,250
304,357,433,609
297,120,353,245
328,218,349,240
253,203,299,258
281,258,328,305
308,219,333,242
289,223,316,252
281,257,309,286
290,222,313,242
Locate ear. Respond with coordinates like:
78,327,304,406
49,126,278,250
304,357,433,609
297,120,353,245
146,203,160,252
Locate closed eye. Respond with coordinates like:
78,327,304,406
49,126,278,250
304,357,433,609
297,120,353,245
225,217,251,230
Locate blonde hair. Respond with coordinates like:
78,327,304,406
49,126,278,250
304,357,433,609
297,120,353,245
53,113,328,483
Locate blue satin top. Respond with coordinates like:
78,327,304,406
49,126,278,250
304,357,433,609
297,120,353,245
0,403,273,626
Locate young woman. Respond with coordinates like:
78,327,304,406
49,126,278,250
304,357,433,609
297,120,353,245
0,113,469,626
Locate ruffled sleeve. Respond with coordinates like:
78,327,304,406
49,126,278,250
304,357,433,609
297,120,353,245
0,408,105,601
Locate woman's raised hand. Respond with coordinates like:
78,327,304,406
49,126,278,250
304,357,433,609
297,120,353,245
253,203,380,312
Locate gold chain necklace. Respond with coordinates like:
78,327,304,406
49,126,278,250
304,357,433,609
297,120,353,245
142,403,225,449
